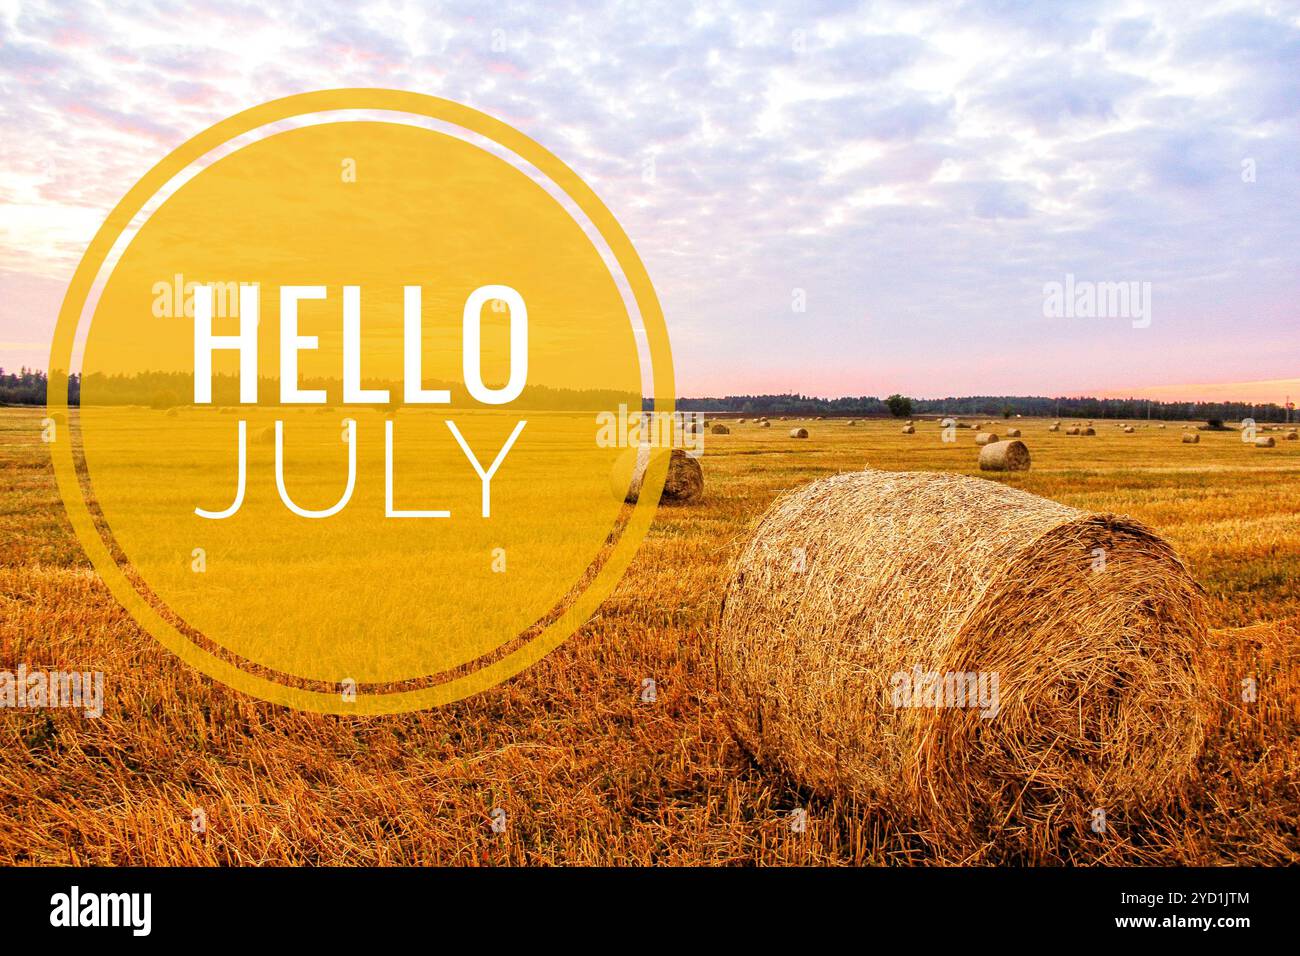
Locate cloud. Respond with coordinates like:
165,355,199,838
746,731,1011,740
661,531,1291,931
0,0,1297,399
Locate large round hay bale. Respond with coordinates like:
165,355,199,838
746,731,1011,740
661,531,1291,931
759,420,771,428
789,427,809,439
710,423,730,435
974,431,998,445
901,424,915,434
1080,426,1096,436
1181,432,1200,444
716,470,1209,841
978,439,1030,471
1123,426,1135,434
1254,436,1275,448
1285,430,1298,441
1048,424,1060,432
1065,426,1081,435
1005,427,1021,438
612,446,703,504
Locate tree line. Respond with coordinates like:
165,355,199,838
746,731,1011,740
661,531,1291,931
2,370,1293,423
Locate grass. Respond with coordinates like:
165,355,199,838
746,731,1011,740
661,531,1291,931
1,406,1297,864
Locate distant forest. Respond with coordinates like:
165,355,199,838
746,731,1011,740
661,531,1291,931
2,367,1294,423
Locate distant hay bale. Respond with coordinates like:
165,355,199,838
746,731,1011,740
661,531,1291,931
979,439,1030,472
1005,427,1021,437
258,425,276,445
710,423,731,435
1080,427,1096,436
1182,432,1200,443
759,420,771,428
1048,424,1060,432
1052,420,1061,426
1286,430,1298,441
164,407,180,418
1254,436,1276,448
716,470,1209,841
1158,424,1167,429
737,418,746,424
1123,426,1135,433
1066,426,1081,435
974,432,998,445
789,427,809,439
847,420,858,426
613,446,703,504
901,424,915,434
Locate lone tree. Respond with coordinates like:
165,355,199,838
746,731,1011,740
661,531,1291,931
885,393,913,418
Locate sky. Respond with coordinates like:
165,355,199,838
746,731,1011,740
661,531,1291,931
1,0,1297,402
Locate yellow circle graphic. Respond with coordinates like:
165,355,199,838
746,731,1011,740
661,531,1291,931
48,90,674,713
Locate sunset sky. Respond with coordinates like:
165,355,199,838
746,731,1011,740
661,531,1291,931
1,0,1296,402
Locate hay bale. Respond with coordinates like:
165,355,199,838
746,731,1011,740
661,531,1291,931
759,420,771,428
979,439,1030,471
258,424,276,445
737,418,746,424
901,424,915,434
789,427,809,439
1285,430,1298,441
1181,432,1200,444
1123,426,1135,434
1065,426,1081,435
710,423,730,435
1080,426,1096,436
716,470,1209,841
974,431,998,445
847,420,857,426
164,407,180,418
1048,424,1060,432
1005,427,1021,438
1158,424,1167,429
1254,436,1275,448
613,446,703,504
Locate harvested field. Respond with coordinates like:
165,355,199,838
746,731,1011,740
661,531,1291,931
1,407,1297,865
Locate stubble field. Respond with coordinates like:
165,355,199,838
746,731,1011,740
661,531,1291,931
1,406,1296,865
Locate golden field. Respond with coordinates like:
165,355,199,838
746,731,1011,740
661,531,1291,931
0,406,1297,865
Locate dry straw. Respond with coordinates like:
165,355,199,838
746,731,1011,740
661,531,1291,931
789,427,809,439
979,439,1030,471
974,431,998,445
613,446,703,504
716,470,1209,842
